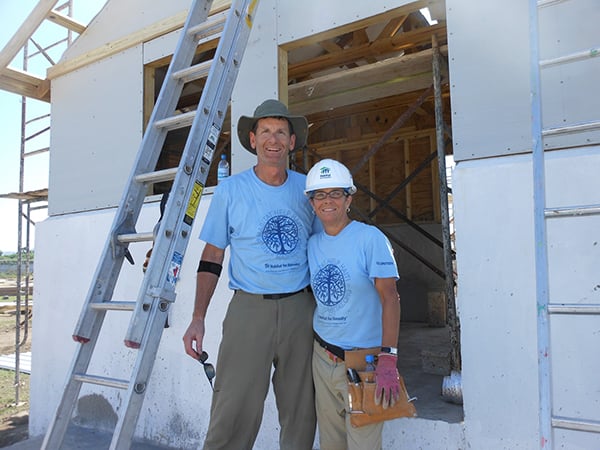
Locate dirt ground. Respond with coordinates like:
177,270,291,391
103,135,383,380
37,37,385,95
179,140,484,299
0,411,29,448
0,279,33,448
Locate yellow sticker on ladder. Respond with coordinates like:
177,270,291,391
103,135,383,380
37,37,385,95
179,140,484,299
184,181,203,226
245,0,258,27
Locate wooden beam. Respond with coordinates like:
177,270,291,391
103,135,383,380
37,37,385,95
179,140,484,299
289,47,447,116
319,39,343,54
278,47,289,106
352,29,377,64
288,23,446,80
404,139,413,220
0,0,60,69
46,9,87,34
0,67,50,101
47,0,231,80
376,15,408,40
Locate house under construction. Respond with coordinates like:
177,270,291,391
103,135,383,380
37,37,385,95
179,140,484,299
0,0,598,448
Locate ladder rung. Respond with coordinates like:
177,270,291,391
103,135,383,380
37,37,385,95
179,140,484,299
25,147,50,157
187,10,228,39
540,47,599,68
537,0,568,7
548,304,600,315
545,204,600,218
173,59,212,84
154,110,196,131
117,232,154,243
90,301,136,312
552,416,600,433
73,373,129,390
135,167,178,184
542,120,600,137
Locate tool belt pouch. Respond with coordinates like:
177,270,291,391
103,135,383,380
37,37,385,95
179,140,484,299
345,348,417,428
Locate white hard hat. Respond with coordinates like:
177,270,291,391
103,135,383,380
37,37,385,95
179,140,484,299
304,159,357,196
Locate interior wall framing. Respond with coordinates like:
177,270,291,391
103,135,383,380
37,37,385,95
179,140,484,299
281,2,453,304
275,0,461,419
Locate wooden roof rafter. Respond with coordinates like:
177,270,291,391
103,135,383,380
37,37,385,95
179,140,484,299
0,0,90,102
288,22,446,81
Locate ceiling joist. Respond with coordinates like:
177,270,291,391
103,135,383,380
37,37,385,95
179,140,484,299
46,9,87,34
288,23,446,80
289,46,448,116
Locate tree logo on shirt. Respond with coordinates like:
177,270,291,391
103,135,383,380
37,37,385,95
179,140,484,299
262,215,299,255
314,264,345,306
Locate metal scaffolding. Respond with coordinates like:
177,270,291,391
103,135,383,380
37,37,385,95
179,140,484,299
0,0,76,405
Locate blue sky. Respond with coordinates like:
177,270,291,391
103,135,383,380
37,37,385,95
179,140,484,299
0,1,105,253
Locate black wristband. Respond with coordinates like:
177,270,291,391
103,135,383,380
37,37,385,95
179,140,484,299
197,260,222,277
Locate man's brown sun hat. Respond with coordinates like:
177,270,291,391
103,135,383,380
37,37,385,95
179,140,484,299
237,99,308,154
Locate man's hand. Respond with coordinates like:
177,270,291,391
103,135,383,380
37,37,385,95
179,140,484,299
374,353,400,409
183,317,206,360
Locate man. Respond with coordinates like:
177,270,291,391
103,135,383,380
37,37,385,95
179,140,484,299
183,99,317,450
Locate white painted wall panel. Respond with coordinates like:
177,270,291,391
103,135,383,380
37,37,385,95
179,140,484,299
447,0,531,161
448,0,600,160
551,315,600,422
544,147,600,305
35,2,470,447
538,0,600,149
61,0,190,61
453,155,540,449
143,29,181,64
49,46,143,215
453,147,600,449
30,198,232,448
39,0,600,447
538,0,599,61
277,0,420,45
230,0,279,174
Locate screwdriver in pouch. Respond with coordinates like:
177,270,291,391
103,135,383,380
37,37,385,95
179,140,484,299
347,368,361,384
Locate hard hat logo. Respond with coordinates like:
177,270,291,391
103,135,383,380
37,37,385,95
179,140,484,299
304,158,357,196
319,167,332,179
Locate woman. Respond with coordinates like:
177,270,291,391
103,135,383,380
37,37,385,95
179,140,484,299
305,158,402,450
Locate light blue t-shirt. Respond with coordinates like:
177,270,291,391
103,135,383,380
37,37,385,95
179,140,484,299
200,168,318,293
308,220,399,349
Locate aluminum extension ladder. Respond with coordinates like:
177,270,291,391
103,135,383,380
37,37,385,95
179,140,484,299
42,0,259,448
529,0,600,448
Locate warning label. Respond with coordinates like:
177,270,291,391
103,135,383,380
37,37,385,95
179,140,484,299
184,181,203,225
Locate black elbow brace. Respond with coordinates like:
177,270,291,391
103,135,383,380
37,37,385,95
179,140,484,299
197,260,222,277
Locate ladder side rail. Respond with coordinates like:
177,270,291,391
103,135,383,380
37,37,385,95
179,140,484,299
111,300,170,449
71,1,214,341
125,0,259,347
529,1,553,448
41,317,106,449
43,2,217,448
116,1,260,443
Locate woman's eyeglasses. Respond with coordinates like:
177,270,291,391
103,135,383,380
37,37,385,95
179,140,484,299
198,351,216,390
311,189,348,201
